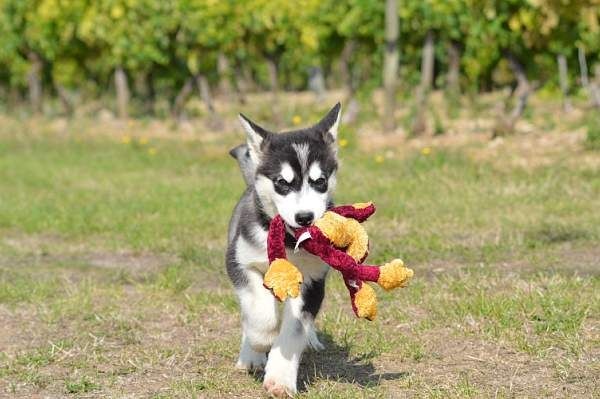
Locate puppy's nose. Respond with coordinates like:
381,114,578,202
295,211,314,227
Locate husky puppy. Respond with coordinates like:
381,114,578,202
226,104,341,397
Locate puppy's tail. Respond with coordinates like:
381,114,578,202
229,143,255,186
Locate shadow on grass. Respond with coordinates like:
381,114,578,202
244,332,409,392
298,332,409,391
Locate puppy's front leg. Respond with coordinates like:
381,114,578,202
263,293,316,397
235,269,279,371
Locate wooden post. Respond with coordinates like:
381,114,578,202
115,66,129,119
447,41,461,99
411,30,435,136
557,54,572,112
382,0,399,132
172,77,194,120
27,51,43,114
578,46,589,88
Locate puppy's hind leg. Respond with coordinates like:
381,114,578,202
235,269,279,371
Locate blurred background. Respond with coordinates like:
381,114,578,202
0,1,599,398
0,0,599,138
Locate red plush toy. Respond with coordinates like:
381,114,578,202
263,202,413,320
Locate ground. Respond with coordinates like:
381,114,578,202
0,92,599,398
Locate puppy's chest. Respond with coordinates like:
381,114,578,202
286,249,328,281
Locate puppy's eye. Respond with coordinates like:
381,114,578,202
314,177,326,186
276,177,290,187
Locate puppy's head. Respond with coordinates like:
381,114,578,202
239,103,341,228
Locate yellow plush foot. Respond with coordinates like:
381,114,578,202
263,259,303,301
377,259,414,290
354,283,377,320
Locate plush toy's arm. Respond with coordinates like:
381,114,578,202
264,215,303,301
302,228,377,281
330,202,376,222
267,215,287,263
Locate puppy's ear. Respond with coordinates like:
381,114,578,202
313,102,341,144
229,143,246,160
239,114,271,164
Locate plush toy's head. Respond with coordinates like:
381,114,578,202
238,103,342,228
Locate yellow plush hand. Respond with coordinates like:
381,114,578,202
354,283,378,320
377,259,414,290
263,258,303,301
314,211,369,261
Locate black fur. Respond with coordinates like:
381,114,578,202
301,278,326,318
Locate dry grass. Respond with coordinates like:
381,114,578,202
0,91,599,398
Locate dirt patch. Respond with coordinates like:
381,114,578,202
377,328,597,398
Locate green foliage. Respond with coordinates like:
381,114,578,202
0,1,599,106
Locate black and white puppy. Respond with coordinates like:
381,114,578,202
226,104,341,397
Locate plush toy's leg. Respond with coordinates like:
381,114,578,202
345,279,378,321
263,258,303,301
377,259,414,290
353,260,413,290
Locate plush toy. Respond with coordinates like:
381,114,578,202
263,202,413,320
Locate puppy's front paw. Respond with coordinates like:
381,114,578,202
235,348,267,372
263,378,295,398
263,259,303,301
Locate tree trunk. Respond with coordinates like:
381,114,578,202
590,64,600,109
134,71,155,115
382,0,399,132
557,54,572,112
308,66,326,102
195,73,215,114
172,77,194,120
195,73,223,130
217,52,233,99
493,52,532,137
27,51,43,114
233,63,248,104
447,41,461,99
340,40,356,97
266,57,279,97
421,30,435,90
411,30,435,136
55,84,74,115
578,47,589,88
114,66,129,119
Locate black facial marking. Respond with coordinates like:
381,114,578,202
309,176,327,193
256,130,337,194
274,176,294,195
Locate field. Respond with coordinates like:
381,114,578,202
0,93,599,398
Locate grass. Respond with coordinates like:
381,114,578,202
0,94,599,397
585,114,600,150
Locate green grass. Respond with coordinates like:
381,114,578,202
585,114,600,150
0,113,599,397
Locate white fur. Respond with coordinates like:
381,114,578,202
255,174,329,229
292,143,310,172
263,293,322,395
308,162,322,181
235,234,268,273
281,162,295,183
235,270,279,355
276,183,328,228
